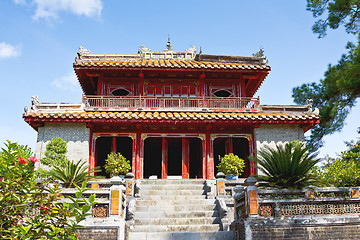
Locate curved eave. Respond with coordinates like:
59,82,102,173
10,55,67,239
23,112,319,132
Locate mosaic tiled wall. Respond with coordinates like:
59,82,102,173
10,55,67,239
36,123,89,163
254,124,304,176
254,124,305,149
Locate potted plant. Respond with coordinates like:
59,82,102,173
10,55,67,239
104,152,131,179
217,153,245,180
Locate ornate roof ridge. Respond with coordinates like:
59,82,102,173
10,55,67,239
76,45,268,66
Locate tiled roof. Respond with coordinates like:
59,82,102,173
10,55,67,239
24,111,319,122
74,59,270,71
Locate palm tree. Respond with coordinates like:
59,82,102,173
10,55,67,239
251,141,320,189
39,160,99,188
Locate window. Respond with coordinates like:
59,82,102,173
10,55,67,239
213,90,232,97
145,83,197,97
111,88,130,96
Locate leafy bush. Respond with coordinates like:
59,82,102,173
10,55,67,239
0,141,96,239
217,153,245,175
41,137,68,168
105,152,131,176
322,159,360,187
251,141,320,189
40,160,99,188
320,138,360,187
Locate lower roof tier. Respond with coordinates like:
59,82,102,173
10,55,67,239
24,110,319,132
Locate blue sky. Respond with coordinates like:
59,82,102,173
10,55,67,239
0,0,358,158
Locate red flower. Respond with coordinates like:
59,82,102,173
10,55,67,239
40,205,50,214
17,158,28,164
29,156,38,163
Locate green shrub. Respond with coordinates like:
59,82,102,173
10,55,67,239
323,159,360,187
41,137,68,168
320,137,360,187
251,141,320,189
217,153,245,175
0,141,96,239
105,152,131,176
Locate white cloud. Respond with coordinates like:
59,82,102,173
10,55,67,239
32,0,103,20
0,42,21,59
52,72,78,90
13,0,27,5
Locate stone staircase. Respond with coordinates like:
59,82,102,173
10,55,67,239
128,179,235,240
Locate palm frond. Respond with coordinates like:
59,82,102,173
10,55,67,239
252,141,320,189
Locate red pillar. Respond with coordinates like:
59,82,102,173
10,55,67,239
87,124,96,176
199,73,205,96
135,124,143,179
97,72,104,95
139,71,144,96
249,135,257,176
205,130,214,179
162,137,168,179
201,137,206,179
225,137,233,154
132,135,136,175
182,138,189,179
112,136,116,153
239,74,246,98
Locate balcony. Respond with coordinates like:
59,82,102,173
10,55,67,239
83,95,260,112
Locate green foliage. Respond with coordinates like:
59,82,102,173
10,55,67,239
105,152,131,176
251,141,320,189
323,158,360,187
41,137,68,168
307,0,360,37
292,34,360,151
0,140,96,239
40,160,99,188
216,153,245,175
321,135,360,187
0,141,35,183
342,135,360,161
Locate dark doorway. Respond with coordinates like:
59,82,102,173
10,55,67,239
233,138,250,178
189,138,202,178
95,137,112,177
167,138,182,176
144,138,162,179
116,137,133,171
213,138,226,175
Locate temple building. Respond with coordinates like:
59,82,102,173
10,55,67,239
23,41,320,179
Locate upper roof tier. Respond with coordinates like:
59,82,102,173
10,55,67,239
74,45,270,71
73,43,271,97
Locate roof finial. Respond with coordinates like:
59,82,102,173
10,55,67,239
166,34,172,51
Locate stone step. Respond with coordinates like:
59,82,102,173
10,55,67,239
135,210,219,219
140,180,206,185
140,194,207,200
140,189,205,196
129,231,236,240
135,217,221,225
132,224,220,232
141,184,205,190
136,204,216,212
136,199,216,206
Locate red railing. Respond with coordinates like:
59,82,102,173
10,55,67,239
83,95,260,112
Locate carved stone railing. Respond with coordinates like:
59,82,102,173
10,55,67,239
59,178,128,219
257,187,360,218
83,95,260,112
233,179,360,219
